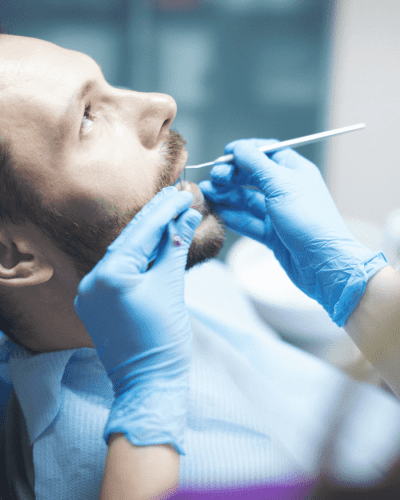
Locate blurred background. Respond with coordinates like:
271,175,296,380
0,0,336,261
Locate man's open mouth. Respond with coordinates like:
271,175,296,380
176,180,205,213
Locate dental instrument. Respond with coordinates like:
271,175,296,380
184,123,365,169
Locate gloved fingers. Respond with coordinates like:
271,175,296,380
107,187,193,257
212,139,280,188
210,150,313,192
199,181,266,220
201,179,289,253
216,209,267,243
87,188,194,282
118,190,195,274
217,208,292,264
108,187,180,252
225,138,313,174
268,147,316,172
173,207,203,242
214,201,278,246
227,141,301,193
224,138,280,155
153,209,202,272
209,162,249,187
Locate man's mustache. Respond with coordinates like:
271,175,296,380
164,129,187,169
156,129,187,193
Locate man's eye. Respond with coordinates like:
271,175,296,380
81,104,94,132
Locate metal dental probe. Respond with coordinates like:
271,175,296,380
178,167,186,190
184,123,366,170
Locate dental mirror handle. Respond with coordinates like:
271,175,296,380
185,123,365,169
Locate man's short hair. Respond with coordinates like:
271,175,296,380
0,21,51,346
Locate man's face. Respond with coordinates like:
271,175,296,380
0,35,224,276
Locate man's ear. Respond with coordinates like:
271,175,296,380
0,227,54,287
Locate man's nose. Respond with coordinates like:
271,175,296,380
121,91,177,149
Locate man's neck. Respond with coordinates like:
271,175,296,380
8,276,94,353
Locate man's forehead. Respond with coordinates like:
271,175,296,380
0,35,99,130
0,35,97,97
0,35,65,72
0,35,99,171
4,35,80,75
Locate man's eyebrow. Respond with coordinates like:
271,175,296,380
77,79,96,103
58,60,105,136
77,61,104,103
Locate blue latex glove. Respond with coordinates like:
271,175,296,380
199,139,388,327
74,186,202,454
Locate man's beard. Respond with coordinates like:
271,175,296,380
32,130,225,278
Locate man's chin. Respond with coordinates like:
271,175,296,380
185,200,225,270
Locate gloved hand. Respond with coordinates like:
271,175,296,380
74,186,202,454
199,139,388,327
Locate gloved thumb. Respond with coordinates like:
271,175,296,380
231,141,285,194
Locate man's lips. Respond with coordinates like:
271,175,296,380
176,180,205,213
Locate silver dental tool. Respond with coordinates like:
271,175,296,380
184,123,366,169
